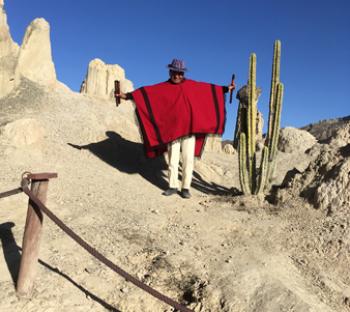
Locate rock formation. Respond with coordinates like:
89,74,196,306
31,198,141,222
278,127,317,153
80,58,133,100
233,85,264,147
0,0,19,96
15,18,56,87
223,143,235,154
277,121,350,216
1,118,45,147
205,135,223,153
0,1,57,98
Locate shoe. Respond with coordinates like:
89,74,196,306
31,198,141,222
162,188,178,196
180,189,191,199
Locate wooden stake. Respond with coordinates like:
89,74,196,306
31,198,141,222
16,173,56,296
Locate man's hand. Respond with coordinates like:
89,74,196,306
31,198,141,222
229,74,236,104
228,83,236,92
115,92,127,100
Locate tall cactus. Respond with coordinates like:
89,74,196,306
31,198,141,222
247,53,257,191
238,40,284,195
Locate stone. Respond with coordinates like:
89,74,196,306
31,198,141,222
234,85,264,146
81,58,133,100
223,143,235,154
278,127,317,153
1,118,45,147
15,18,56,86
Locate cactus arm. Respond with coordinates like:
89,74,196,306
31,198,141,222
238,132,251,195
270,82,284,161
247,53,257,190
267,40,281,146
256,146,269,194
233,102,242,148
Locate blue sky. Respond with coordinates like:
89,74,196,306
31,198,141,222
6,0,350,139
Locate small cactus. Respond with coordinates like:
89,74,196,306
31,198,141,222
238,40,284,195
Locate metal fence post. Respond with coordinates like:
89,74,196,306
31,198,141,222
16,173,57,295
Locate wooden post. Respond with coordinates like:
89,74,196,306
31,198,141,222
16,173,57,296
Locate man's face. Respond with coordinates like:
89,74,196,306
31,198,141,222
169,70,185,84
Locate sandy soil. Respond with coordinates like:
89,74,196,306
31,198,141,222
0,80,349,311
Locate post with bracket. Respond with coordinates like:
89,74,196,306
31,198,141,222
16,172,57,296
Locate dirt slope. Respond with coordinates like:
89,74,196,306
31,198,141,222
0,80,349,311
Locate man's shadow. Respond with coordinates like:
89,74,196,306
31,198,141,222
68,131,168,190
68,131,238,196
0,222,121,311
191,170,241,196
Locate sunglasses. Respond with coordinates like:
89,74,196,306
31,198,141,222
170,71,184,76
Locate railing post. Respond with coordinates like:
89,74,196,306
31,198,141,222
16,173,57,296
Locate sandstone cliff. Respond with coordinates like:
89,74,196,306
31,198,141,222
14,18,56,87
80,58,133,100
0,0,19,96
0,1,58,98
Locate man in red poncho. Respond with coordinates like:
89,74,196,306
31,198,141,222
116,59,235,198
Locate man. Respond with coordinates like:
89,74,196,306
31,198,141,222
116,59,235,198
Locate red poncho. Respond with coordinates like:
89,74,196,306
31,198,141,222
131,79,226,158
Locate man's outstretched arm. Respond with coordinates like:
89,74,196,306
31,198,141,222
115,91,133,101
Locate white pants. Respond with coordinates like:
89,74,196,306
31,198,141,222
168,135,195,190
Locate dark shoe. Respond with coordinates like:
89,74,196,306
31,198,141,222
162,188,178,196
180,189,191,199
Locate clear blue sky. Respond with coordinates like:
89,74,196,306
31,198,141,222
6,0,350,139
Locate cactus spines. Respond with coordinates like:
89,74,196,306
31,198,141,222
238,40,284,196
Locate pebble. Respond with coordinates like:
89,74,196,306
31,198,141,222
120,287,128,293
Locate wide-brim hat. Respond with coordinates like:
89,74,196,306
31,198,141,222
167,58,187,72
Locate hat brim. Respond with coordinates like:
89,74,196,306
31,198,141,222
167,65,187,72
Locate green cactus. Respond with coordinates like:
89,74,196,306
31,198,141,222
256,146,269,194
238,132,251,195
267,40,281,145
238,40,284,195
247,53,257,191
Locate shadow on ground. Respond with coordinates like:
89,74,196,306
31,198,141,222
68,131,237,196
0,222,121,312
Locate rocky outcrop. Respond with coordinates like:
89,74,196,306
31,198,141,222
277,122,350,215
223,143,235,154
80,58,133,100
15,18,56,87
0,118,45,147
0,0,19,96
205,136,223,153
0,0,18,57
234,85,264,147
278,127,317,153
0,1,57,98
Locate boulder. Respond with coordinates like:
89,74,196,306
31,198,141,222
278,127,317,153
81,58,133,100
1,118,45,147
15,18,56,86
223,143,235,154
